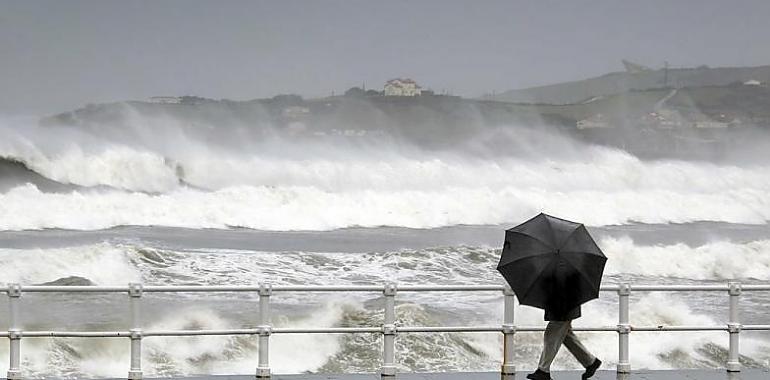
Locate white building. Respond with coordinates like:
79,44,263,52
744,79,762,86
149,96,181,104
384,78,422,96
282,106,310,119
576,114,610,129
654,109,686,129
694,120,729,129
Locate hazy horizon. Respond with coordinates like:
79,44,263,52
3,0,770,116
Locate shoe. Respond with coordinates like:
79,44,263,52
526,369,552,380
582,358,602,379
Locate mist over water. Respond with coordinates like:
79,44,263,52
2,106,770,231
1,105,770,377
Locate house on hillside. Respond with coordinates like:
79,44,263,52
576,114,610,129
282,106,310,119
653,109,687,129
384,78,422,96
694,120,729,129
690,113,729,129
149,96,181,104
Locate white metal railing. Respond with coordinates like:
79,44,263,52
2,282,770,379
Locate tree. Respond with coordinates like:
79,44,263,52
344,87,366,97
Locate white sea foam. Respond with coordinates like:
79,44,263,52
3,115,770,231
1,236,767,292
602,237,770,280
0,304,348,377
0,122,179,192
1,294,767,377
1,176,769,231
0,239,768,376
0,243,140,285
470,292,770,371
2,111,770,375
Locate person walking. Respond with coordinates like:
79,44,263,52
526,304,601,380
497,214,607,380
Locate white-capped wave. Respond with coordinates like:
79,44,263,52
469,292,770,371
1,175,769,231
0,302,349,377
0,123,180,192
1,236,767,292
0,243,140,285
602,237,770,280
3,114,770,230
0,241,768,376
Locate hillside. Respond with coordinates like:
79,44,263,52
485,64,770,105
41,80,770,161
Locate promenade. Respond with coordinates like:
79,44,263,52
126,370,770,380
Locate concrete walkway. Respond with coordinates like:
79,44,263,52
140,369,770,380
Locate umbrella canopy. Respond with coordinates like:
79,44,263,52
497,213,606,315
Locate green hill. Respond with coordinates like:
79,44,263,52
486,64,770,105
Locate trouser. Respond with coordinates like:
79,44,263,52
538,320,596,372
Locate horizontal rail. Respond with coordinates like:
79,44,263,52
14,286,128,293
20,331,133,338
397,285,504,291
399,326,503,333
4,281,769,379
5,325,770,338
272,327,382,334
631,326,730,332
146,329,264,337
743,325,770,331
145,327,383,336
9,283,770,293
741,285,770,291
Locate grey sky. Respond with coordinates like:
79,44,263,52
2,0,770,115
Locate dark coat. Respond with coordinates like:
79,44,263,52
543,259,583,321
544,305,581,321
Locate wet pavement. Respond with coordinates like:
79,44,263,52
124,369,770,380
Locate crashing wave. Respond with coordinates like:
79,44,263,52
0,156,75,193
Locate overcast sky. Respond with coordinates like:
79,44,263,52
2,0,770,115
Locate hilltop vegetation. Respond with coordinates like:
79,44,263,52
42,67,770,161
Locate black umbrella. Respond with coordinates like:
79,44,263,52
497,213,606,315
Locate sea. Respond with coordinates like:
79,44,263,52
0,110,769,378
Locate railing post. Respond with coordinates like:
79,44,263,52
381,283,397,378
128,283,143,380
256,283,272,379
617,283,631,373
727,282,742,372
501,284,516,380
7,283,22,380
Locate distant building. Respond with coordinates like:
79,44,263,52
576,114,610,129
149,96,181,104
653,109,686,129
384,78,422,96
691,114,729,129
694,120,729,129
744,79,762,86
282,106,310,119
